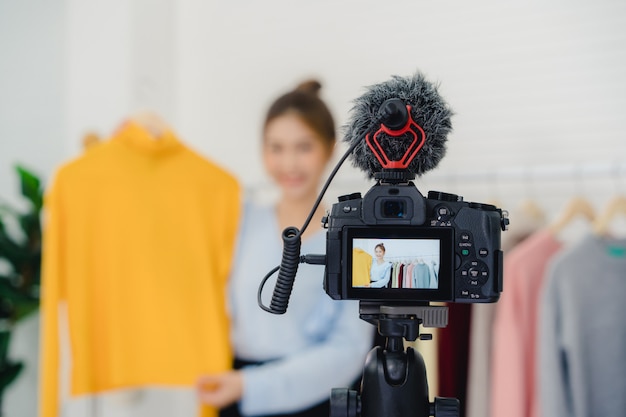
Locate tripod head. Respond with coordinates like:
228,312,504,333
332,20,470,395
359,301,448,340
330,302,460,417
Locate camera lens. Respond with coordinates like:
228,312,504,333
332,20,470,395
382,199,406,218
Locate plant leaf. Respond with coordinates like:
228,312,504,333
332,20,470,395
0,331,9,359
0,277,34,303
0,202,19,217
0,360,23,393
15,165,43,211
0,235,27,274
18,212,41,244
14,301,39,322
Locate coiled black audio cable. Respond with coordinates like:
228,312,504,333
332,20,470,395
257,120,380,314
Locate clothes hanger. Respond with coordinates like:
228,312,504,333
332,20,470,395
81,131,101,151
549,196,596,235
518,199,545,222
549,164,597,235
592,162,626,236
129,110,171,139
592,195,626,236
519,166,546,225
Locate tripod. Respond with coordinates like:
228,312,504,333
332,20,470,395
330,302,460,417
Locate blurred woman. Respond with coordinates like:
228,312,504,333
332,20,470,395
369,243,392,288
196,80,372,417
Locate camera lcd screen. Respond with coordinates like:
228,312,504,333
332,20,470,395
344,227,454,301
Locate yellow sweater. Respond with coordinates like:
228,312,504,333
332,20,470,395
352,248,373,287
39,122,241,417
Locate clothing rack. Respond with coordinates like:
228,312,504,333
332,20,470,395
423,160,626,184
315,160,626,209
247,160,626,201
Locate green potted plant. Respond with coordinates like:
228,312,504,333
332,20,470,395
0,165,43,411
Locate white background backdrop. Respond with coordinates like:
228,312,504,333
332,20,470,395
2,0,626,416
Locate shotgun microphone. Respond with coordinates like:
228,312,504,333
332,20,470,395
343,72,454,181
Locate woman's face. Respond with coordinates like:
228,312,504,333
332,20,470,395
375,247,385,260
263,113,332,201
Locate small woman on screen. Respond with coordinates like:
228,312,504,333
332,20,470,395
369,243,392,288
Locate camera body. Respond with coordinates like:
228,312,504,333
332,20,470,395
323,182,506,303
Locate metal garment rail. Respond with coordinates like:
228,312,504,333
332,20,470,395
421,161,626,184
247,160,626,197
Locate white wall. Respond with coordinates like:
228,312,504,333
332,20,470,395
5,0,626,206
0,0,66,207
0,0,66,415
173,0,626,215
2,0,626,416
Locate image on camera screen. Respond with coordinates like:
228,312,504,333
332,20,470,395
351,238,440,289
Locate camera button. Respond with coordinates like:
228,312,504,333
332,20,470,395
436,205,453,221
458,231,473,255
463,260,489,286
479,248,489,257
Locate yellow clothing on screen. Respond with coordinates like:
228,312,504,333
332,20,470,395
39,122,241,417
352,248,373,287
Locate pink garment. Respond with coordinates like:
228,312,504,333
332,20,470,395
490,229,562,417
404,263,415,288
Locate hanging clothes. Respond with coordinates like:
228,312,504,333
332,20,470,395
392,262,402,288
427,261,438,289
489,229,562,417
403,262,416,289
39,121,241,417
538,235,626,417
352,248,372,287
412,261,430,289
466,211,543,417
437,302,472,417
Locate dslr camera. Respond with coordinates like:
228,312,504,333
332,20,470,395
323,183,507,304
322,96,509,305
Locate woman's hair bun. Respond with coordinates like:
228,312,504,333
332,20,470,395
295,79,322,96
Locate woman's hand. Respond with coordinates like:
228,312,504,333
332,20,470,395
196,371,244,409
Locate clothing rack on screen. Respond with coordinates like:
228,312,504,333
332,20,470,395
384,258,439,290
383,255,439,262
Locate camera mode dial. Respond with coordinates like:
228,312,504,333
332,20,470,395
469,202,496,211
338,192,362,202
428,191,461,202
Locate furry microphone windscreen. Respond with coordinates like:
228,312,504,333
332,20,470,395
343,72,454,178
